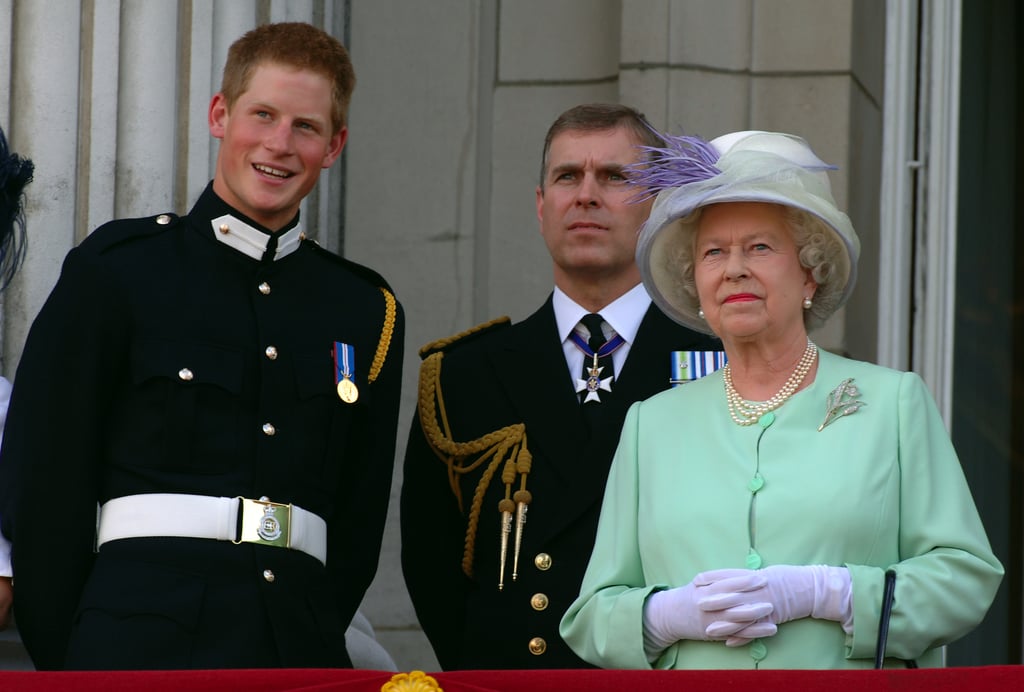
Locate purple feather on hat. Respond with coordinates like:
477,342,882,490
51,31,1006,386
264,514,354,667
628,131,721,202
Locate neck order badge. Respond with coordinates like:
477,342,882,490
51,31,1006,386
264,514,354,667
572,314,624,404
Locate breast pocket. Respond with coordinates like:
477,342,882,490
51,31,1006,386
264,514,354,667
290,352,358,485
128,338,247,473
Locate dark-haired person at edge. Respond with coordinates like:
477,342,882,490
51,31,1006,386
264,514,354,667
0,125,32,633
559,129,1003,668
401,103,719,669
0,22,404,670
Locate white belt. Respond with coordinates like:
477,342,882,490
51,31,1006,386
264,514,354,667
97,494,327,565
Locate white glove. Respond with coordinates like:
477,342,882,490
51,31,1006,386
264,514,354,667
758,564,852,625
643,569,777,659
716,565,853,647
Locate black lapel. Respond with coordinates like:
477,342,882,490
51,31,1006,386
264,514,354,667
484,297,583,485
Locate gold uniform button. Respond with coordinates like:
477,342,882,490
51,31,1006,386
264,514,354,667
262,423,276,436
156,214,172,225
219,223,230,234
534,553,552,571
528,637,547,655
178,368,194,382
258,282,271,295
265,346,278,360
263,569,275,583
530,593,549,611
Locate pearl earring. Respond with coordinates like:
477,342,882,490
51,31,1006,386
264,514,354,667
698,308,705,319
803,297,813,310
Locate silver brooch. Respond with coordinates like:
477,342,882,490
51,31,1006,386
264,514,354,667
818,378,865,431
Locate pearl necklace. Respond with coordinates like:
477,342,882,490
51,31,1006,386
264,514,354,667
722,338,818,426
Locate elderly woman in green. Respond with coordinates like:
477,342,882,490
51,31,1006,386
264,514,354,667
559,130,1002,669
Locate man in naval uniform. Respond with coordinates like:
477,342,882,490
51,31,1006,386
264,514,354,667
401,103,719,669
0,22,404,670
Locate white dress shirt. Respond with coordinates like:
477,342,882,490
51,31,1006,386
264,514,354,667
553,283,651,392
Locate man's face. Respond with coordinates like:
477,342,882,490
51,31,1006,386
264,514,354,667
209,62,346,231
535,127,651,289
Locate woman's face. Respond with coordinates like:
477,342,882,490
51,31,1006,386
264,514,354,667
693,202,817,344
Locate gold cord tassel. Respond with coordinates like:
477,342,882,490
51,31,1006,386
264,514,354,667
511,448,533,582
498,499,514,590
512,496,528,581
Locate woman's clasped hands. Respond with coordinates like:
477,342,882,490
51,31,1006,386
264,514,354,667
643,565,852,653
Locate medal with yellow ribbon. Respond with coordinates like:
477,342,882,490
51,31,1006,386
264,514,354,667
332,341,359,403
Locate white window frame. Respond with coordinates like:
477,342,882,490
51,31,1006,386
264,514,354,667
878,0,961,428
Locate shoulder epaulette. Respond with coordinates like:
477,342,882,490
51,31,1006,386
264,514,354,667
302,239,394,292
299,241,398,384
418,316,511,360
83,213,180,253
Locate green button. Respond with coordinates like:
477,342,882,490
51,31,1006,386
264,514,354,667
747,474,765,492
758,412,775,428
750,640,768,661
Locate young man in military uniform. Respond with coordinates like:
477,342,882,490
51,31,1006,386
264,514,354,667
0,22,404,670
401,103,719,669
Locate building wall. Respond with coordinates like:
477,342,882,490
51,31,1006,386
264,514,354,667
0,0,886,671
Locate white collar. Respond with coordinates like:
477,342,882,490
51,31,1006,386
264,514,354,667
210,214,305,262
553,283,651,344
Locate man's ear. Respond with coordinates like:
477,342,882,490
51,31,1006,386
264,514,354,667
321,126,348,169
208,93,229,139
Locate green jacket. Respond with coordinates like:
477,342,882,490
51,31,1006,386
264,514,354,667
560,350,1003,669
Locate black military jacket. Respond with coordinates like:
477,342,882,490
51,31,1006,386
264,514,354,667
0,184,404,670
401,297,717,669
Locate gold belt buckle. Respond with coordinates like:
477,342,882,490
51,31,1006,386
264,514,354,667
234,497,292,549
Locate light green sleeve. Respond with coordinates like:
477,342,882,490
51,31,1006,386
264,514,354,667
559,400,661,669
846,371,1003,661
